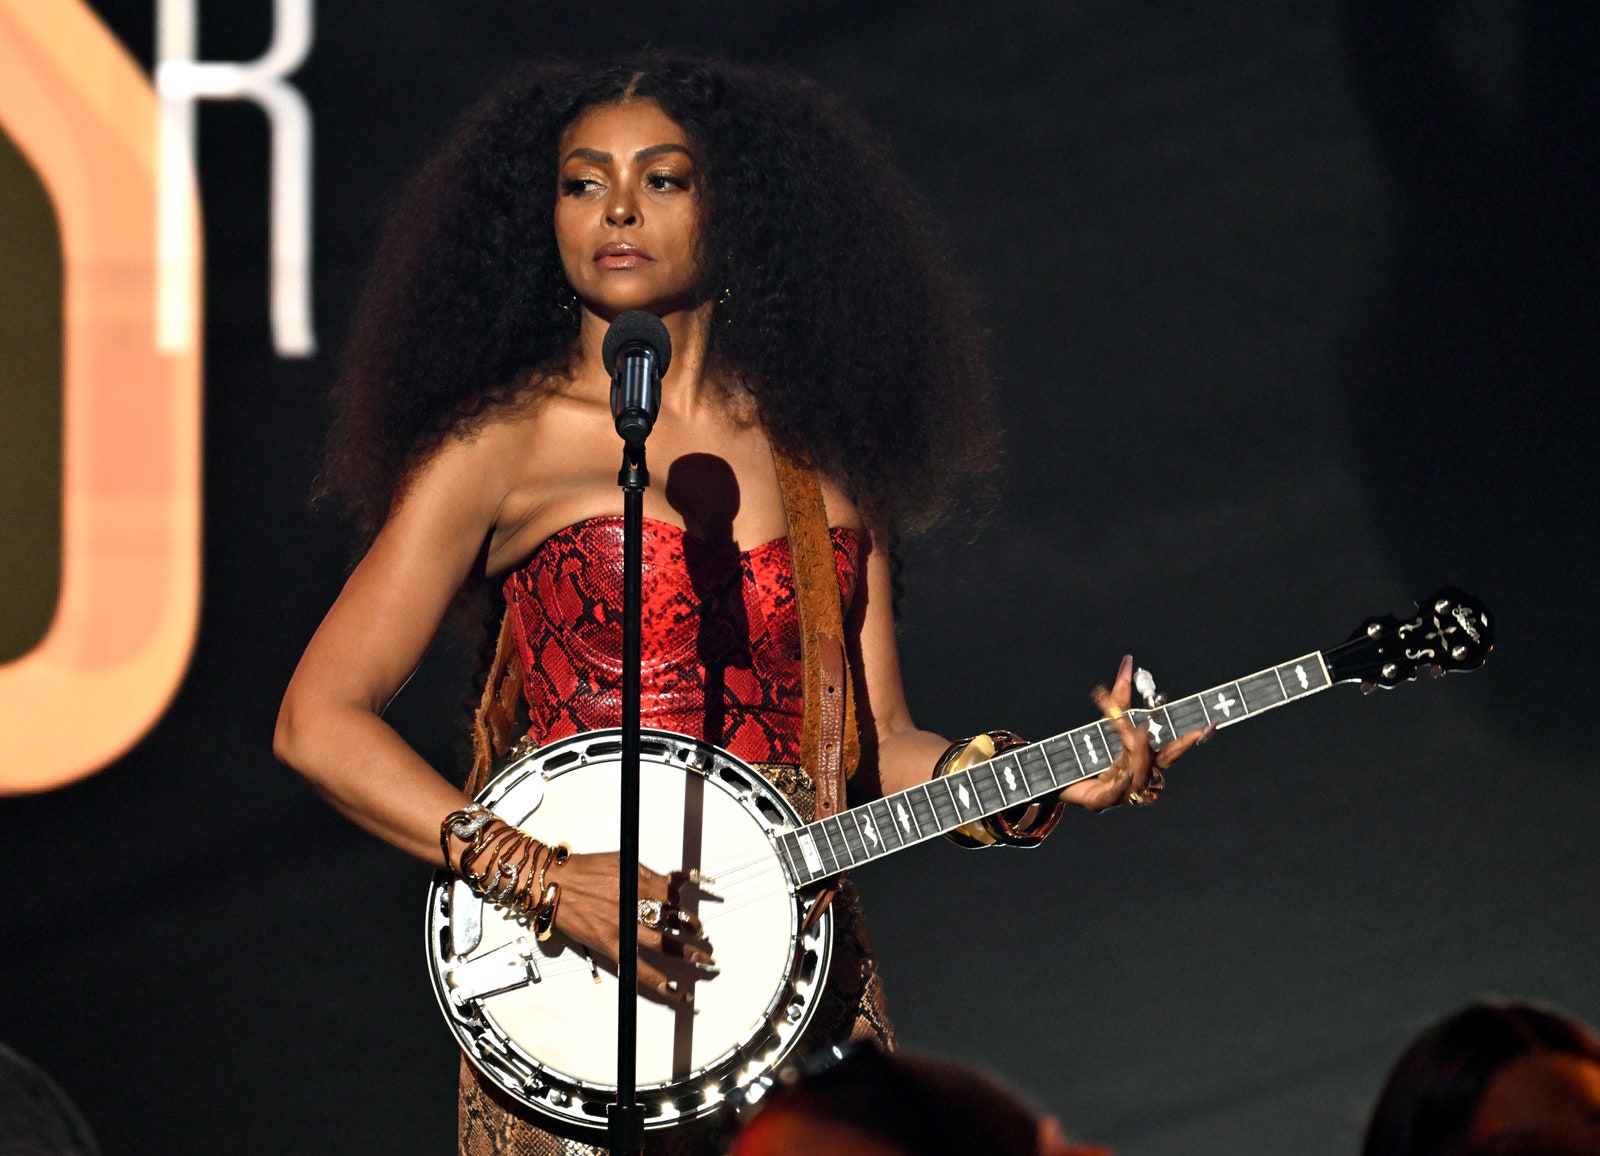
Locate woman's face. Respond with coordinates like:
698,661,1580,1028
554,99,703,318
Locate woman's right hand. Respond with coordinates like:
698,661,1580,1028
549,850,717,1006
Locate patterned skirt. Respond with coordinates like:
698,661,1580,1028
457,764,894,1156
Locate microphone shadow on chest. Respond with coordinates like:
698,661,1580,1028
665,452,751,751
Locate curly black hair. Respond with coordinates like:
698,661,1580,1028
321,52,998,549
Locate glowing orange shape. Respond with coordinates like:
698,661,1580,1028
0,0,202,792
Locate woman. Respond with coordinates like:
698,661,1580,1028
275,54,1202,1154
1362,1001,1600,1156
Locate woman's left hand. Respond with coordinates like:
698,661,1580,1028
1058,654,1211,811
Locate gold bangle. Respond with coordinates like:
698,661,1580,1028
531,881,562,941
458,819,508,890
520,842,547,909
440,804,492,872
476,826,522,901
539,842,570,895
504,834,538,907
935,731,1038,848
452,817,552,913
989,796,1065,847
528,843,570,922
933,730,1062,848
933,737,995,848
519,839,555,914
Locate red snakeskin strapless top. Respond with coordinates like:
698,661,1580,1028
503,516,862,765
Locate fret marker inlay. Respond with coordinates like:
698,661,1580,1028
1295,664,1309,689
796,832,822,874
863,819,879,848
1003,766,1018,791
957,782,972,809
1148,718,1165,745
1082,734,1100,762
1213,692,1237,718
895,802,911,834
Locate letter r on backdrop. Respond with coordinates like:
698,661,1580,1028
156,0,317,357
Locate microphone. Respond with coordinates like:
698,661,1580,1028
601,311,672,449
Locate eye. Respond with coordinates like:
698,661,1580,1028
560,177,600,195
647,172,690,191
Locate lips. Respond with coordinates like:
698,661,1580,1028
595,242,652,269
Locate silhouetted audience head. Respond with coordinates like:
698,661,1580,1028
0,1043,100,1156
727,1040,1109,1156
1362,1001,1600,1156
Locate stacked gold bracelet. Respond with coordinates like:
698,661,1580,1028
441,804,570,940
934,731,1066,849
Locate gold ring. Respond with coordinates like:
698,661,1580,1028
1126,783,1161,806
1106,705,1124,720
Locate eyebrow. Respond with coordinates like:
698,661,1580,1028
562,143,694,165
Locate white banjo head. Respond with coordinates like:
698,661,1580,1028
425,730,834,1135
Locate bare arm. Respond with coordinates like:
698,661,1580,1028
273,425,707,996
846,529,953,798
273,432,508,865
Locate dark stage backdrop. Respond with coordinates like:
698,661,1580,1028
3,3,1596,1153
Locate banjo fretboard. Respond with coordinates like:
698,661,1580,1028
775,651,1333,887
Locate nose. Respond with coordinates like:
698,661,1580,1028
605,185,639,227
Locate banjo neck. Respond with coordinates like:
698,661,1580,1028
774,650,1334,887
774,584,1495,888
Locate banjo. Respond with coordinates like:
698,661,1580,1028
425,587,1492,1136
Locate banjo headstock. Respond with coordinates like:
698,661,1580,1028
1325,587,1494,688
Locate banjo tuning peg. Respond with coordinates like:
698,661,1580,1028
1135,667,1165,709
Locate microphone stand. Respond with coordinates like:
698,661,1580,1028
611,429,648,1155
600,312,667,1154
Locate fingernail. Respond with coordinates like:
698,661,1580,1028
1119,655,1133,678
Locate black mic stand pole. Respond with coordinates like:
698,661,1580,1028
611,425,649,1155
602,311,668,1154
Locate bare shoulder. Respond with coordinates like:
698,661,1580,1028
469,379,636,574
399,408,530,522
819,477,868,537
